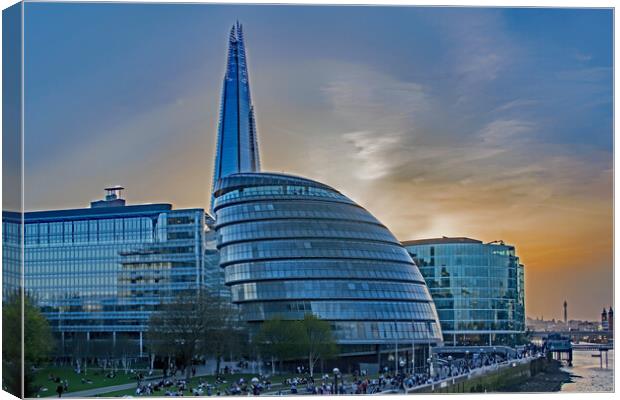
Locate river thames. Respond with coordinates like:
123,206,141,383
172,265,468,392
560,349,614,392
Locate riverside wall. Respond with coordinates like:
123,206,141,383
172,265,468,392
409,357,552,394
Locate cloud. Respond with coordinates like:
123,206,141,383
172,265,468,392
478,119,534,144
574,52,592,62
320,65,430,132
432,10,515,86
342,131,403,180
311,63,611,310
493,99,539,113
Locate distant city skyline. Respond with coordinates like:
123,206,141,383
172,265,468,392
13,4,613,321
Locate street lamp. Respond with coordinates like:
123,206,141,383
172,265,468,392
427,356,432,378
332,368,340,395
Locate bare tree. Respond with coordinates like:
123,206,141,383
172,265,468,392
297,314,338,377
146,290,239,380
254,317,303,375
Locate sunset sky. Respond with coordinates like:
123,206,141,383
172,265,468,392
19,4,612,321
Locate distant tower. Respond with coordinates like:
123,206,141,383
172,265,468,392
601,308,608,331
211,22,261,212
608,307,614,332
563,300,568,325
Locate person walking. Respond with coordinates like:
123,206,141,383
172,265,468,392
56,384,64,398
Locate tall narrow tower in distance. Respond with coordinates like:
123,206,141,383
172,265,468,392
563,300,568,326
211,22,260,211
602,308,609,330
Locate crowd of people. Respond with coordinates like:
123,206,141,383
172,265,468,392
125,345,544,397
131,372,275,397
280,345,543,395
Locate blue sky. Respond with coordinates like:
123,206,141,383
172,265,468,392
18,4,613,320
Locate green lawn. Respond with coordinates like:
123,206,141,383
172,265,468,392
32,365,143,397
34,366,326,398
94,373,299,397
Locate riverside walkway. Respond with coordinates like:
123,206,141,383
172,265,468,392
406,355,539,394
63,355,540,397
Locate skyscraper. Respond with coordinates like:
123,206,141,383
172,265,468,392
211,22,260,211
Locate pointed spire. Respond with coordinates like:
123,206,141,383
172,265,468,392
211,22,261,211
229,24,236,42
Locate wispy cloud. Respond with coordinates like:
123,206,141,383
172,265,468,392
342,131,403,180
478,119,534,144
574,51,592,62
493,99,539,113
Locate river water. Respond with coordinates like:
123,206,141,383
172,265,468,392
560,349,614,392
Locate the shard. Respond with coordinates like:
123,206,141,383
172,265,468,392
211,22,260,211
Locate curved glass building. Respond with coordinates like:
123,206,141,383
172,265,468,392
403,237,525,346
213,172,443,351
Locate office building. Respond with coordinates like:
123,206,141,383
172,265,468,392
403,237,525,346
2,187,223,355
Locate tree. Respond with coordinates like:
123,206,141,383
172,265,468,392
3,292,54,397
112,334,139,373
146,290,238,379
71,332,92,374
202,298,243,375
297,314,338,377
254,317,303,375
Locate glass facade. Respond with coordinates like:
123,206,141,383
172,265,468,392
211,22,260,210
3,213,21,301
213,172,443,346
2,195,226,355
403,238,525,346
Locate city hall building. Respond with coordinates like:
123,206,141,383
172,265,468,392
403,237,525,346
2,187,224,356
213,173,444,361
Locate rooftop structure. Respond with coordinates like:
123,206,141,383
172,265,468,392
402,237,483,246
